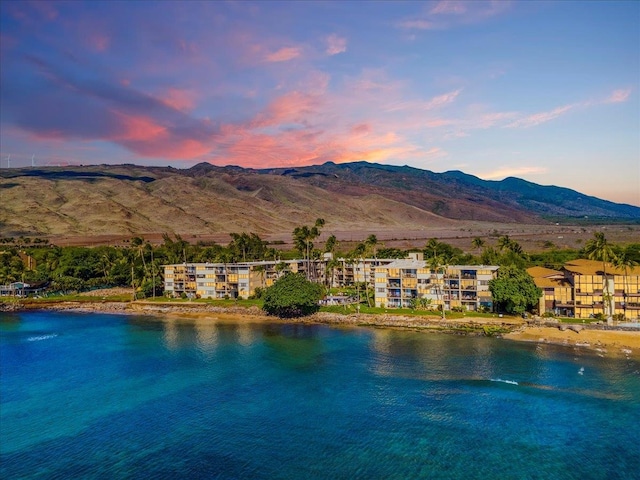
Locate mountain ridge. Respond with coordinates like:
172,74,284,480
1,161,638,237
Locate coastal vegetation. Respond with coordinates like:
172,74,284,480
2,233,639,317
262,273,323,318
488,265,542,315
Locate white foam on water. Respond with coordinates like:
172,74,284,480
26,334,58,342
490,378,519,385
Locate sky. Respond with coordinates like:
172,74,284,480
1,1,639,206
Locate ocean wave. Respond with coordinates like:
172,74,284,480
489,378,519,385
26,334,58,342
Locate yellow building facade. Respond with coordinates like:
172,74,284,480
528,259,640,320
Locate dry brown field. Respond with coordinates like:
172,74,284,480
43,222,639,253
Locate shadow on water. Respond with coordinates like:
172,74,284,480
262,323,326,370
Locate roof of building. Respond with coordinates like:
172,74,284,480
562,258,640,276
378,260,499,271
531,277,572,289
378,259,424,269
527,266,563,279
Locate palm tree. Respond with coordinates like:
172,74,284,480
428,254,446,320
365,234,378,258
425,238,440,260
325,258,340,289
583,232,615,318
130,236,148,272
472,237,485,252
253,264,267,291
324,235,337,258
612,252,638,320
497,235,513,252
292,218,325,281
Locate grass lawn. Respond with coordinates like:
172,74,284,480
136,296,263,308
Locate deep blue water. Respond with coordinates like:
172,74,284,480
1,311,639,479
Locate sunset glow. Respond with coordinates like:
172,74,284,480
1,1,638,205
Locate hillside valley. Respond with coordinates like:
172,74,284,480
1,162,638,249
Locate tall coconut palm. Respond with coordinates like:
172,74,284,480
425,238,440,260
428,254,446,319
253,264,267,291
365,234,378,258
583,232,615,318
472,237,485,252
497,235,513,252
293,218,325,281
324,235,337,258
612,252,638,320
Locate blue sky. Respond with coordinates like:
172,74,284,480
1,1,638,205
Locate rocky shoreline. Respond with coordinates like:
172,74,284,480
3,299,639,358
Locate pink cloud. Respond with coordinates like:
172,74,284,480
265,46,303,62
89,34,110,52
325,34,347,55
161,88,197,112
114,114,166,142
398,0,510,31
605,88,632,104
423,89,462,109
350,123,372,135
506,104,575,128
430,1,468,15
250,91,322,128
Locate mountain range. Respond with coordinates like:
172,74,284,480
1,161,638,238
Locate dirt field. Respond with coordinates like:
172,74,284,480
42,223,640,252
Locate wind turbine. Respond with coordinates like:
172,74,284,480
31,154,35,167
6,154,10,168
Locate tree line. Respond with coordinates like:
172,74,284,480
1,229,638,301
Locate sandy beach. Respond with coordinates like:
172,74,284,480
504,326,640,358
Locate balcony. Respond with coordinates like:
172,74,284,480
556,301,575,307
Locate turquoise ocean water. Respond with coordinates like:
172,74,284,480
1,311,639,479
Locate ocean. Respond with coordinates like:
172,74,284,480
1,311,639,479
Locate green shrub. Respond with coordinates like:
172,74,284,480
262,273,322,318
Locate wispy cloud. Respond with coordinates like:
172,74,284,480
160,88,197,112
325,34,347,55
505,104,576,129
385,89,461,112
396,19,437,30
605,88,632,104
430,1,468,15
265,46,302,63
397,0,511,31
478,165,547,180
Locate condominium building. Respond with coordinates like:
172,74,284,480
526,266,574,317
527,259,640,320
164,260,314,299
374,260,498,311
